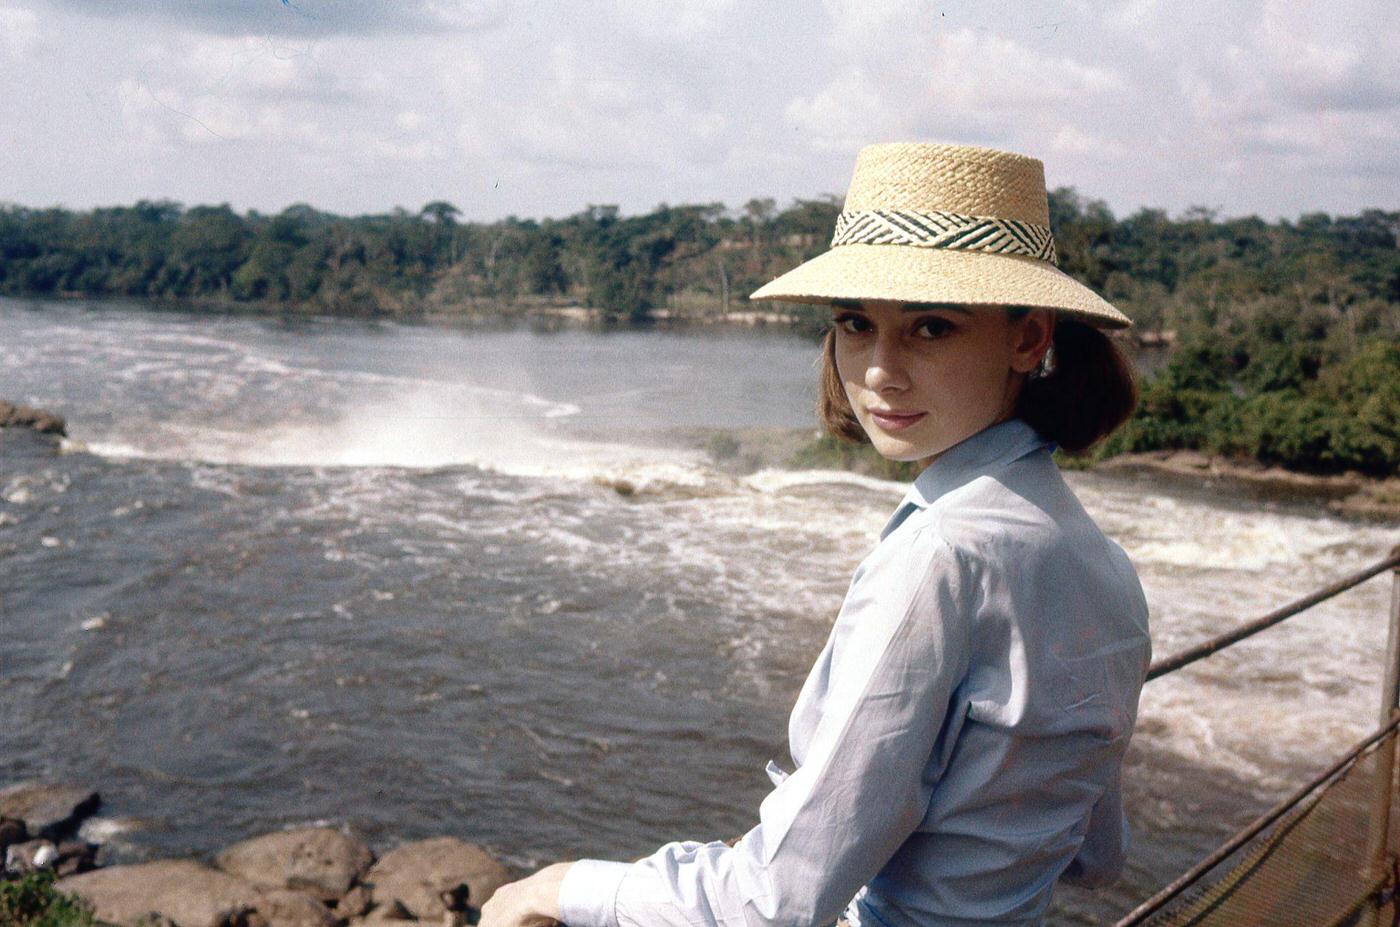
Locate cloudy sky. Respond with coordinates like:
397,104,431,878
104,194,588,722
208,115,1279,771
2,0,1397,222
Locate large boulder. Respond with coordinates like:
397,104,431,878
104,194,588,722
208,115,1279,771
333,885,372,919
363,837,510,920
54,838,100,877
348,909,426,926
215,827,373,901
0,782,100,840
57,859,263,927
0,399,66,436
254,890,338,927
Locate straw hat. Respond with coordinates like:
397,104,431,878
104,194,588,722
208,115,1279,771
749,142,1131,329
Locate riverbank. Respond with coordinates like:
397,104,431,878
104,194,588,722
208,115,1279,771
1089,449,1400,520
10,290,1184,348
0,781,513,927
423,298,820,334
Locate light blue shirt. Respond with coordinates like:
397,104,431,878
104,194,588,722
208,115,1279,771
558,418,1151,927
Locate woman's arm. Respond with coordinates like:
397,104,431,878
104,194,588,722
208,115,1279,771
543,531,975,927
1058,771,1128,888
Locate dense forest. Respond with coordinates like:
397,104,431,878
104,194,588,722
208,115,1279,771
0,193,1397,476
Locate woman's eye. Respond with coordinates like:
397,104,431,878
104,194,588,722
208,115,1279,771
833,314,871,334
914,317,954,339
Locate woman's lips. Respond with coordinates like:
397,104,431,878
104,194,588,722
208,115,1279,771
867,409,927,432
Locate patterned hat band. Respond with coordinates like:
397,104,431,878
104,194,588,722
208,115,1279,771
831,209,1058,266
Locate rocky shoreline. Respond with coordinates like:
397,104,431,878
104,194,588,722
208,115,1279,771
1090,448,1400,520
1,781,516,927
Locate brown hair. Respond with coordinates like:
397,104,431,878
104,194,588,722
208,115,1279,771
818,311,1138,455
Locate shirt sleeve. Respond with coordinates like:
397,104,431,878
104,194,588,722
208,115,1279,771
557,529,973,927
1057,769,1128,888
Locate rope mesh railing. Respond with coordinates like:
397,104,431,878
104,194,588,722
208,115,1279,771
1117,715,1400,926
1115,544,1400,927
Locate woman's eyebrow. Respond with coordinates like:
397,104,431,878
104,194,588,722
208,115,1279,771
899,303,973,314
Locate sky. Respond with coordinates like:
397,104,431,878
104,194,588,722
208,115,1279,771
2,0,1398,223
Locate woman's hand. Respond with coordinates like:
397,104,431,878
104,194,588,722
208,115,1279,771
478,861,574,927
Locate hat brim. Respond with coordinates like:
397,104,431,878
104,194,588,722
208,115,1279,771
749,244,1131,330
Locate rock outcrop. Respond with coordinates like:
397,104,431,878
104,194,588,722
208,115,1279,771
363,836,511,920
57,859,265,927
4,779,520,927
215,827,373,902
0,399,66,436
1094,449,1400,520
250,888,339,927
0,781,100,841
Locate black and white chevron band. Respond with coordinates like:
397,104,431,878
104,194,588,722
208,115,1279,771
831,209,1058,266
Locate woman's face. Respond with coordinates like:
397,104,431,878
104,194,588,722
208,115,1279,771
831,300,1052,464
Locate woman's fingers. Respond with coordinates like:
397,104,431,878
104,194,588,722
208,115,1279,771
478,880,558,927
478,862,572,927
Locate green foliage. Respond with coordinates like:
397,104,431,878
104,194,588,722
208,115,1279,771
1033,192,1398,476
1238,341,1317,393
704,432,741,462
0,871,96,927
787,434,921,482
1316,340,1400,473
1102,337,1400,476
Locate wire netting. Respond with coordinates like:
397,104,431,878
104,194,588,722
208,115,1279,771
1131,726,1399,927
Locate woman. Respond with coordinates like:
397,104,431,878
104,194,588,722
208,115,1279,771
481,143,1152,927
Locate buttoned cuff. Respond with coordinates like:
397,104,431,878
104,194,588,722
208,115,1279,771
557,858,632,927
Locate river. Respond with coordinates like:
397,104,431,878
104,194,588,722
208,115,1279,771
1,296,1395,923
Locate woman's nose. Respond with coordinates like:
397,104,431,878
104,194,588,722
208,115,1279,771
865,334,909,392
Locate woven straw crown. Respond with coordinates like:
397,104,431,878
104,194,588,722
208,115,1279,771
749,142,1131,329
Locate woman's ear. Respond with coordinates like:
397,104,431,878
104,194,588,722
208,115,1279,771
1008,309,1056,374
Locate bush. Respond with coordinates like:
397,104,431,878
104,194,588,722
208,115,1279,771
1319,340,1400,475
0,871,95,927
1236,391,1340,471
1099,382,1238,456
1096,334,1399,477
1239,341,1317,393
787,434,921,481
704,432,741,462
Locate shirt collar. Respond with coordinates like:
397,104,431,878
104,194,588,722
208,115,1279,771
880,418,1055,540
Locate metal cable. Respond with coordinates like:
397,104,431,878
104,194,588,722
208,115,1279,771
1147,548,1400,682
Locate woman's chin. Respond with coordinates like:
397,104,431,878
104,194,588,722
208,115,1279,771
866,434,937,463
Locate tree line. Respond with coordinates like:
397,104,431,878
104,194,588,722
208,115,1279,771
0,193,1396,476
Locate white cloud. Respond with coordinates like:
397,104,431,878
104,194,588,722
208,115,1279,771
4,0,1399,220
108,32,415,154
1050,125,1125,157
783,67,899,151
1166,0,1400,191
113,78,173,150
931,28,1124,109
784,24,1126,161
607,0,741,40
0,3,41,58
821,0,915,46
